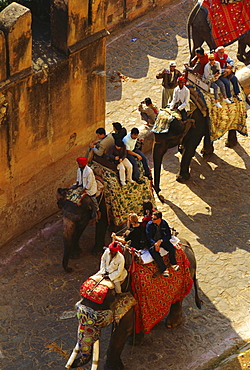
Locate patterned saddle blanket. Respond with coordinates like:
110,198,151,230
80,278,111,304
151,108,182,134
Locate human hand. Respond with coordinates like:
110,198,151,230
89,143,94,148
115,156,119,160
111,232,116,238
137,154,142,160
139,138,144,142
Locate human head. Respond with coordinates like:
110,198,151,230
96,127,106,140
177,76,186,88
77,157,88,169
131,127,139,140
144,97,152,106
143,200,153,216
215,46,225,57
195,47,205,57
115,139,124,148
112,122,122,132
129,213,139,224
208,53,215,64
169,61,176,71
152,211,162,225
108,241,123,257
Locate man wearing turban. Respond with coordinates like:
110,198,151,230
169,76,190,121
72,157,99,219
96,242,127,294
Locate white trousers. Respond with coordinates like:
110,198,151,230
117,158,133,184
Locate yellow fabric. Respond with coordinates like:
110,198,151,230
202,88,247,141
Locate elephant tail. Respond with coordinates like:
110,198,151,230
187,3,200,58
193,272,203,309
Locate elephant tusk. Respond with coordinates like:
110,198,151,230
65,342,79,368
91,340,100,370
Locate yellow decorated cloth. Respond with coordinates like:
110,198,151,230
152,108,182,134
203,88,247,141
90,161,155,226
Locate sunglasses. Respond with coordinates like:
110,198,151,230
209,59,215,61
152,217,158,220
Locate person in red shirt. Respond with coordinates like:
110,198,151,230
186,47,209,77
214,46,242,102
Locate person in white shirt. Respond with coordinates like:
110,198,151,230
203,54,231,108
97,241,127,293
123,128,152,184
72,157,99,219
169,76,190,121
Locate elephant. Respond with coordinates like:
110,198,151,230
152,106,240,194
69,239,202,370
57,188,108,273
187,2,250,64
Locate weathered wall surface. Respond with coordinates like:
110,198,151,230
0,2,107,247
106,0,171,30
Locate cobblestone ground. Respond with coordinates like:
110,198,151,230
1,0,250,369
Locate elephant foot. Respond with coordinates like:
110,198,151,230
69,247,82,259
128,331,144,346
201,144,214,156
165,312,182,329
64,266,73,273
176,173,190,183
104,359,124,370
225,139,238,148
71,353,92,368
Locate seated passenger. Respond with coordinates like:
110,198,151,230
112,213,147,251
141,200,157,228
203,54,232,108
97,241,127,294
89,127,115,159
123,128,152,184
214,46,242,103
138,97,159,127
186,47,209,77
112,122,127,141
146,211,179,278
71,157,99,220
108,139,134,186
169,77,190,121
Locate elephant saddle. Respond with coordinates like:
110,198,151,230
131,245,193,334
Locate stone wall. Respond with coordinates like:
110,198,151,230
106,0,171,31
0,1,107,247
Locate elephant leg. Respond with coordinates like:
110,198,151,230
105,308,134,370
153,140,167,194
225,129,238,148
62,218,76,273
177,134,203,183
91,198,108,254
165,300,183,329
70,221,86,258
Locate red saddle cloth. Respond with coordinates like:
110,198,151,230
80,278,109,304
200,0,250,47
131,245,193,334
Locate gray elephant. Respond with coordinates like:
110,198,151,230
68,240,202,370
57,188,108,273
187,2,250,64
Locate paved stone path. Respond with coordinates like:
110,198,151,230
1,0,250,369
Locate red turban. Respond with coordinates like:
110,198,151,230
77,157,88,166
108,242,123,253
177,76,186,83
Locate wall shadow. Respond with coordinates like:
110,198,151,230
106,0,193,102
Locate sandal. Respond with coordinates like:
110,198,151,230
162,269,169,277
171,264,179,271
